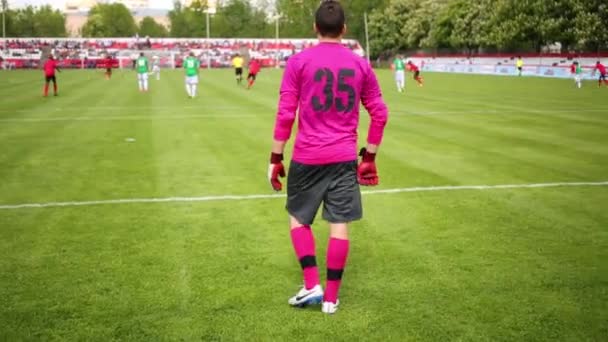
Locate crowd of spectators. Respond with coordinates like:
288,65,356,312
1,38,364,69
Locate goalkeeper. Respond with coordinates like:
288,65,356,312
267,0,389,315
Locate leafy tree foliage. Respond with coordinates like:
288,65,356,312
2,5,66,37
138,16,168,38
81,3,137,37
369,0,608,56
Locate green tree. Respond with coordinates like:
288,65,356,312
212,0,272,38
342,0,389,44
431,0,493,52
368,0,412,56
138,16,168,37
2,5,66,37
82,3,137,37
573,0,608,52
168,0,207,37
276,0,319,38
33,5,67,37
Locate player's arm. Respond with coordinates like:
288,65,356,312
359,62,389,186
269,58,300,191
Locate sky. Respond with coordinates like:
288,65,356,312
9,0,270,9
10,0,187,9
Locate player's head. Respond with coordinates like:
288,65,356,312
314,0,346,39
48,55,54,60
597,61,601,65
140,52,144,57
236,53,240,57
189,52,194,57
407,60,412,65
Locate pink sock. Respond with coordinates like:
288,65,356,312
290,226,319,290
324,238,350,303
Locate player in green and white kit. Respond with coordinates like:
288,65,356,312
393,55,406,93
184,52,200,98
136,53,149,92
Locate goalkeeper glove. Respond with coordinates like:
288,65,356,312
268,152,286,191
357,148,379,186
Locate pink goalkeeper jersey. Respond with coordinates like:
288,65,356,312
273,42,388,165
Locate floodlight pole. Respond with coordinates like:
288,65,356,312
206,10,210,69
364,12,371,63
2,0,6,51
275,15,280,68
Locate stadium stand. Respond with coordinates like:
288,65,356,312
0,38,365,70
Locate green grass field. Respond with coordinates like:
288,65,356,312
0,68,607,341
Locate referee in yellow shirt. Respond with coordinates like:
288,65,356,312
516,56,523,77
232,54,244,85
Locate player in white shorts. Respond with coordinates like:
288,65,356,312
183,52,201,98
152,56,161,81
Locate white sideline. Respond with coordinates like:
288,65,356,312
0,181,606,210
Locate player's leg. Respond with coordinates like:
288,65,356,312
247,74,256,89
322,222,349,314
192,76,198,97
394,72,400,92
287,215,323,307
43,77,50,97
320,161,361,314
286,162,327,307
137,74,143,91
414,71,421,86
52,76,58,96
143,73,149,92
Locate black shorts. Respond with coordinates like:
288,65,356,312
235,68,243,76
286,160,362,225
414,71,420,78
248,73,257,80
106,68,112,74
518,67,523,71
45,75,56,83
600,73,607,81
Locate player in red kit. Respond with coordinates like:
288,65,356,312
247,58,261,89
268,0,388,314
594,61,607,87
407,61,424,87
105,54,113,80
42,55,60,97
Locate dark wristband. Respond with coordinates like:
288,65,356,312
270,152,284,164
359,148,376,162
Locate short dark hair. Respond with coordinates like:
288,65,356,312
315,0,345,38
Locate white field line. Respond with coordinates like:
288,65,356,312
0,114,259,122
0,181,606,210
0,108,606,123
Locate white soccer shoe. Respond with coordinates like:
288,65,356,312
288,285,324,307
322,300,340,314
